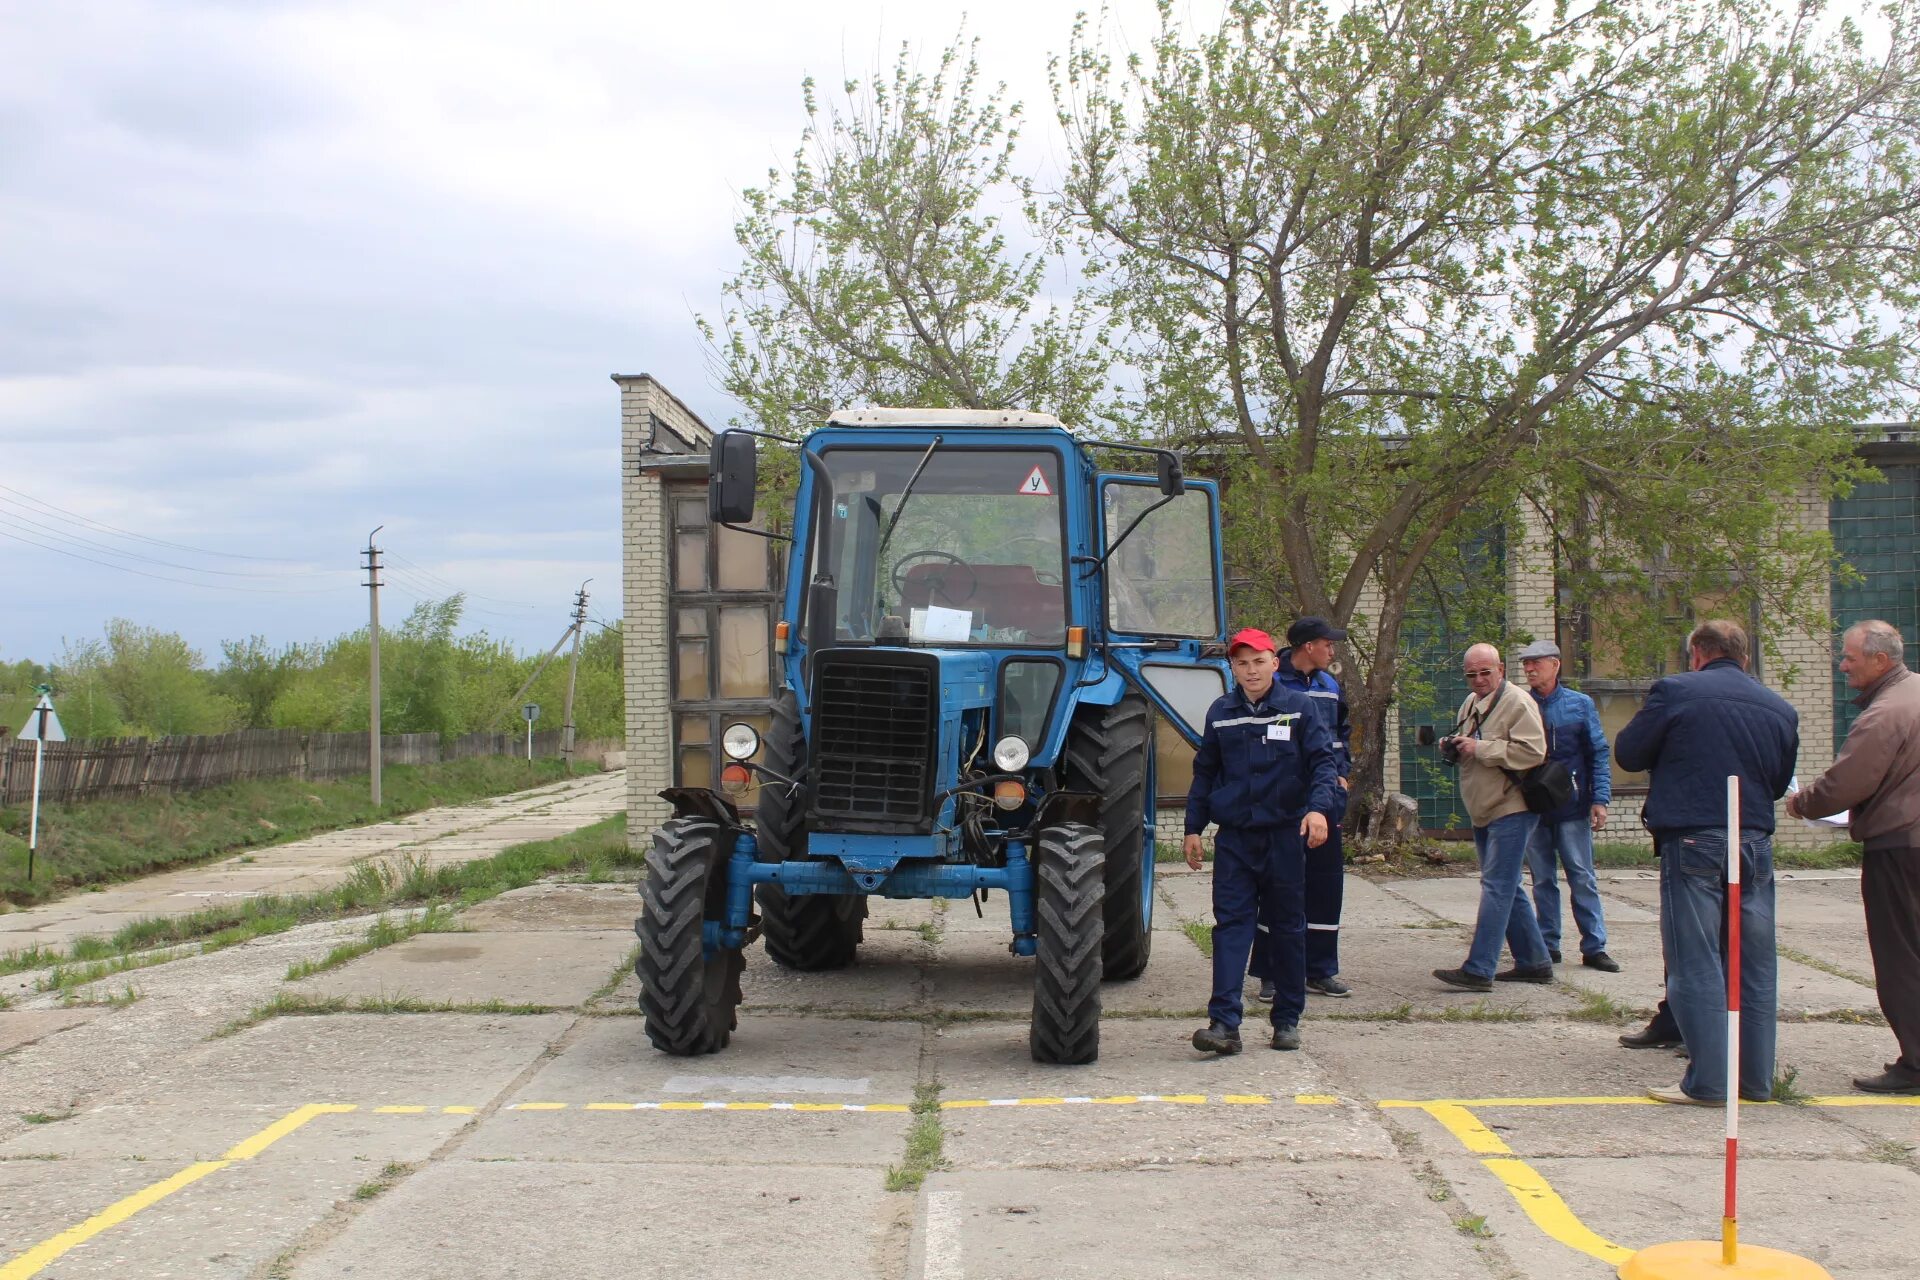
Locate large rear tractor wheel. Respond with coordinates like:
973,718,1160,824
1030,821,1104,1065
1064,695,1155,980
757,887,866,970
636,818,744,1055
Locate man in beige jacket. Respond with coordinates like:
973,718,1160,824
1434,643,1553,992
1787,619,1920,1094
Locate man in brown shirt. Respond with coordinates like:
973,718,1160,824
1787,619,1920,1094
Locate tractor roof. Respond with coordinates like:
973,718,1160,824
826,407,1065,429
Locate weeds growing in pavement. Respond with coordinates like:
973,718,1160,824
1453,1214,1493,1238
884,1082,946,1192
1568,990,1640,1024
352,1161,412,1201
21,1111,76,1125
1866,1138,1916,1168
1181,919,1213,957
215,992,560,1038
283,906,463,982
1776,945,1875,987
1771,1064,1810,1105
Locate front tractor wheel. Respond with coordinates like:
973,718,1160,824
635,818,744,1055
1065,695,1155,980
1030,822,1105,1065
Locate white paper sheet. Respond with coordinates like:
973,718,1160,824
1787,776,1850,829
909,605,973,643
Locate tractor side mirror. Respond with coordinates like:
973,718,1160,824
1157,451,1185,497
709,431,758,525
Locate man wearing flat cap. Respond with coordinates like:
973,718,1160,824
1516,639,1619,973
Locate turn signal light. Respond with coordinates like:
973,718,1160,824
992,780,1026,811
774,620,791,654
1066,626,1087,659
720,763,752,796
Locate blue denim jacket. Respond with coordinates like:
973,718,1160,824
1529,683,1612,822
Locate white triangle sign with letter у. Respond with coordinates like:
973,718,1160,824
1017,465,1053,496
17,694,66,742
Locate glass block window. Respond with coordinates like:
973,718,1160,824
1829,464,1920,748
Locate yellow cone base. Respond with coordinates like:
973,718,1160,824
1619,1241,1834,1280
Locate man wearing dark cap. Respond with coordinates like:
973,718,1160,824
1516,639,1620,972
1249,616,1355,1000
1185,627,1339,1054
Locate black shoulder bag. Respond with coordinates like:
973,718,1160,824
1470,684,1575,815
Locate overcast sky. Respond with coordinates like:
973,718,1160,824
0,0,1173,667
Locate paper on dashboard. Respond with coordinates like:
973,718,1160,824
910,605,973,643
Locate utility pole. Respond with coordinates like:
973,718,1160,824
560,579,591,767
364,526,384,806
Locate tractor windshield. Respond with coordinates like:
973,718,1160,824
809,446,1067,646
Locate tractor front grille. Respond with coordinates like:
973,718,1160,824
809,651,938,830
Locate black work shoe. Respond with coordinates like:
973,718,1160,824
1307,975,1352,998
1548,949,1563,964
1854,1066,1920,1095
1255,978,1276,1003
1191,1021,1243,1055
1270,1024,1301,1051
1494,965,1554,983
1432,967,1493,992
1582,952,1622,973
1619,1019,1683,1050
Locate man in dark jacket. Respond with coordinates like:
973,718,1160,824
1249,616,1355,1001
1615,619,1798,1105
1516,639,1619,972
1184,628,1339,1055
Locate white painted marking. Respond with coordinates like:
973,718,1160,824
662,1075,871,1096
922,1189,965,1280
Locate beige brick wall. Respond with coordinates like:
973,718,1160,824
1504,501,1558,659
618,375,714,848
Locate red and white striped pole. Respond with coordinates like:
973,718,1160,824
1723,774,1741,1265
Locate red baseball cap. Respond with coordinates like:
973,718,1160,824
1227,627,1277,655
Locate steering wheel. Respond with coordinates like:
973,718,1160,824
891,550,980,607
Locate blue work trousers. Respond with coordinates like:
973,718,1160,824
1466,812,1550,979
1251,823,1344,981
1659,829,1777,1102
1210,826,1306,1030
1526,814,1609,957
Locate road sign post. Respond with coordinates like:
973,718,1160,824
18,689,65,882
522,703,541,761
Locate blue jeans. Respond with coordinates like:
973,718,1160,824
1659,829,1776,1102
1210,826,1306,1030
1467,812,1549,979
1526,814,1608,956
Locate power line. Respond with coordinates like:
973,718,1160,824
0,505,350,581
0,527,352,595
0,483,316,563
385,551,546,610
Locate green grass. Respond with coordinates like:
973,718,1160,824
216,992,562,1038
1776,841,1862,869
1567,989,1642,1024
1453,1213,1493,1239
1777,945,1875,987
884,1083,946,1192
1771,1064,1810,1105
1592,842,1657,868
283,907,463,982
1181,919,1213,957
21,1111,76,1125
0,756,590,906
352,1161,411,1201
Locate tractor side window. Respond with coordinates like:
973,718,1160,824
998,659,1062,753
1102,484,1220,638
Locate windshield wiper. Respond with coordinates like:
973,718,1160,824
874,435,943,563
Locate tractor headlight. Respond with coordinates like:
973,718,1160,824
721,723,761,761
992,735,1030,772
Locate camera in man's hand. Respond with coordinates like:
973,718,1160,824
1414,724,1465,767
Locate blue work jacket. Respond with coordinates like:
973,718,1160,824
1276,647,1352,823
1529,682,1612,822
1185,681,1339,834
1614,658,1798,835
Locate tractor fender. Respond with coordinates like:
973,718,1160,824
1034,790,1102,831
1065,668,1128,709
659,787,745,831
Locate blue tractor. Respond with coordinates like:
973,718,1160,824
635,408,1229,1063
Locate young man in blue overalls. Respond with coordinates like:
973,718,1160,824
1185,628,1340,1054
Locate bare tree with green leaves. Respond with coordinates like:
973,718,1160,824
1056,0,1919,818
702,35,1115,436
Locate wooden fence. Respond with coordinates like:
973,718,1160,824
0,728,617,806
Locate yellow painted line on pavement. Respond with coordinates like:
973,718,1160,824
2,1104,355,1280
1223,1094,1270,1104
1805,1095,1920,1107
1482,1157,1635,1266
1382,1095,1652,1108
373,1105,428,1114
1417,1103,1513,1155
441,1105,477,1115
1294,1094,1340,1105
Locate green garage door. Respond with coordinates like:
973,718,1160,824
1829,464,1920,747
